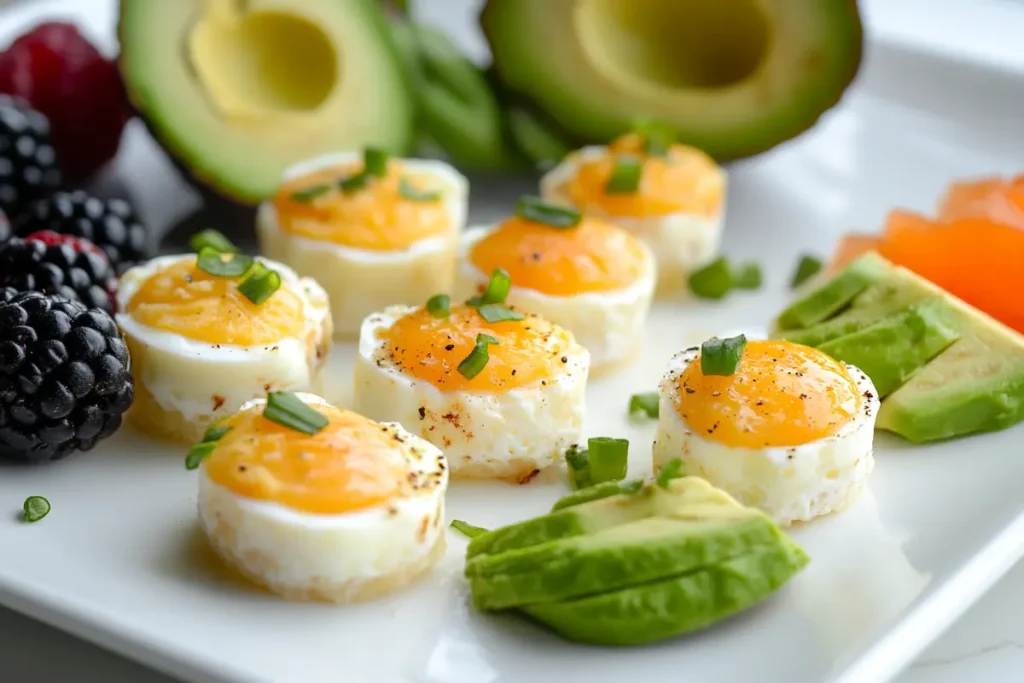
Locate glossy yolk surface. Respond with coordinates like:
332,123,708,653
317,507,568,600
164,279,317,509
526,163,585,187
381,304,573,392
564,133,724,217
204,404,410,515
469,215,647,295
127,258,305,345
272,161,450,250
676,340,860,449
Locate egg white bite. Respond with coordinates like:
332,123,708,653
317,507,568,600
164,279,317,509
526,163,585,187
354,302,589,481
540,134,726,295
116,253,332,444
652,340,879,525
197,393,447,603
454,209,656,376
256,151,469,337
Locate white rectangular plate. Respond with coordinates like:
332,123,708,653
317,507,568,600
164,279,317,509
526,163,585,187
2,3,1024,683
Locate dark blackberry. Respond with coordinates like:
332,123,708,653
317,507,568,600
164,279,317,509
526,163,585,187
0,290,133,463
0,95,62,218
14,190,150,274
0,231,117,314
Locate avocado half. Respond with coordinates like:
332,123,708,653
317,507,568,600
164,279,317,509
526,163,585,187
482,0,863,160
119,0,414,204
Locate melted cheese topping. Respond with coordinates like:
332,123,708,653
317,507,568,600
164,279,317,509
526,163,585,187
469,215,647,295
126,258,305,346
676,340,860,449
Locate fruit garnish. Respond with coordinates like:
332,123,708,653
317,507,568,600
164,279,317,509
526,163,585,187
0,95,62,218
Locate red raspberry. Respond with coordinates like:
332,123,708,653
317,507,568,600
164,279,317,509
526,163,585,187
0,22,130,182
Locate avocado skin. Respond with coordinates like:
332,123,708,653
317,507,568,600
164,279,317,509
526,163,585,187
521,540,809,646
817,300,961,398
776,253,889,330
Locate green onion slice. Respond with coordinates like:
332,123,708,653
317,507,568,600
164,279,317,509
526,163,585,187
791,254,823,288
363,147,389,177
202,424,232,443
457,333,499,380
515,195,582,229
185,442,216,471
565,444,591,490
450,519,489,539
398,177,442,202
196,248,254,278
466,267,512,306
656,458,685,488
189,229,238,254
263,392,329,435
632,117,675,157
605,155,643,194
587,436,629,485
551,478,643,511
734,262,763,290
339,173,369,193
22,495,50,523
700,334,748,376
628,392,659,419
237,262,282,305
425,293,450,318
477,303,523,324
290,184,331,202
688,256,734,300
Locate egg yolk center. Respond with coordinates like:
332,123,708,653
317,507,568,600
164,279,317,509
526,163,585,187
204,404,410,515
273,161,450,250
469,215,647,295
127,258,305,346
380,305,573,392
676,340,860,449
565,133,724,217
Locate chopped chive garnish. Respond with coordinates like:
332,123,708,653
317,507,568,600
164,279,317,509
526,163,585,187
791,254,823,288
196,247,254,278
237,262,281,305
291,184,331,202
190,229,238,254
628,392,659,419
450,519,489,539
734,262,763,290
605,155,643,194
185,442,216,470
551,478,643,511
398,177,442,202
457,333,499,380
363,147,389,177
477,303,524,324
656,458,685,488
466,267,512,306
263,392,329,435
632,118,675,157
22,496,50,523
700,334,747,376
688,256,734,299
202,424,231,443
587,436,629,485
339,173,369,193
425,293,450,318
565,444,591,490
515,195,582,229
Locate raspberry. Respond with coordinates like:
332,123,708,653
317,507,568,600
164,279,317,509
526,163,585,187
0,22,130,182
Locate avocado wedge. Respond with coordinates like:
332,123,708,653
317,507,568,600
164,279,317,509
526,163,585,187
119,0,414,204
772,253,1024,442
482,0,863,160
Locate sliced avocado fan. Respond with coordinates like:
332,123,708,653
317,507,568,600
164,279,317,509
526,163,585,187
119,0,414,204
482,0,863,160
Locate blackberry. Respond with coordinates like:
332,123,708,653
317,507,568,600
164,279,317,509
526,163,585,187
14,190,150,274
0,231,117,314
0,95,62,218
0,290,133,463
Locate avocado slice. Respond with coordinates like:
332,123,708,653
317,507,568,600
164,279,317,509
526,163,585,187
481,0,862,160
119,0,414,204
775,252,889,331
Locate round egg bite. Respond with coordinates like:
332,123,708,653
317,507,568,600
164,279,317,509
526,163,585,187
354,302,589,481
540,132,726,294
116,254,332,444
455,206,656,375
652,339,879,525
256,151,468,337
197,393,447,603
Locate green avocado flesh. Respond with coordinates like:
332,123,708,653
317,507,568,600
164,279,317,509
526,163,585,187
482,0,863,160
772,253,1024,442
119,0,414,204
463,477,808,644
